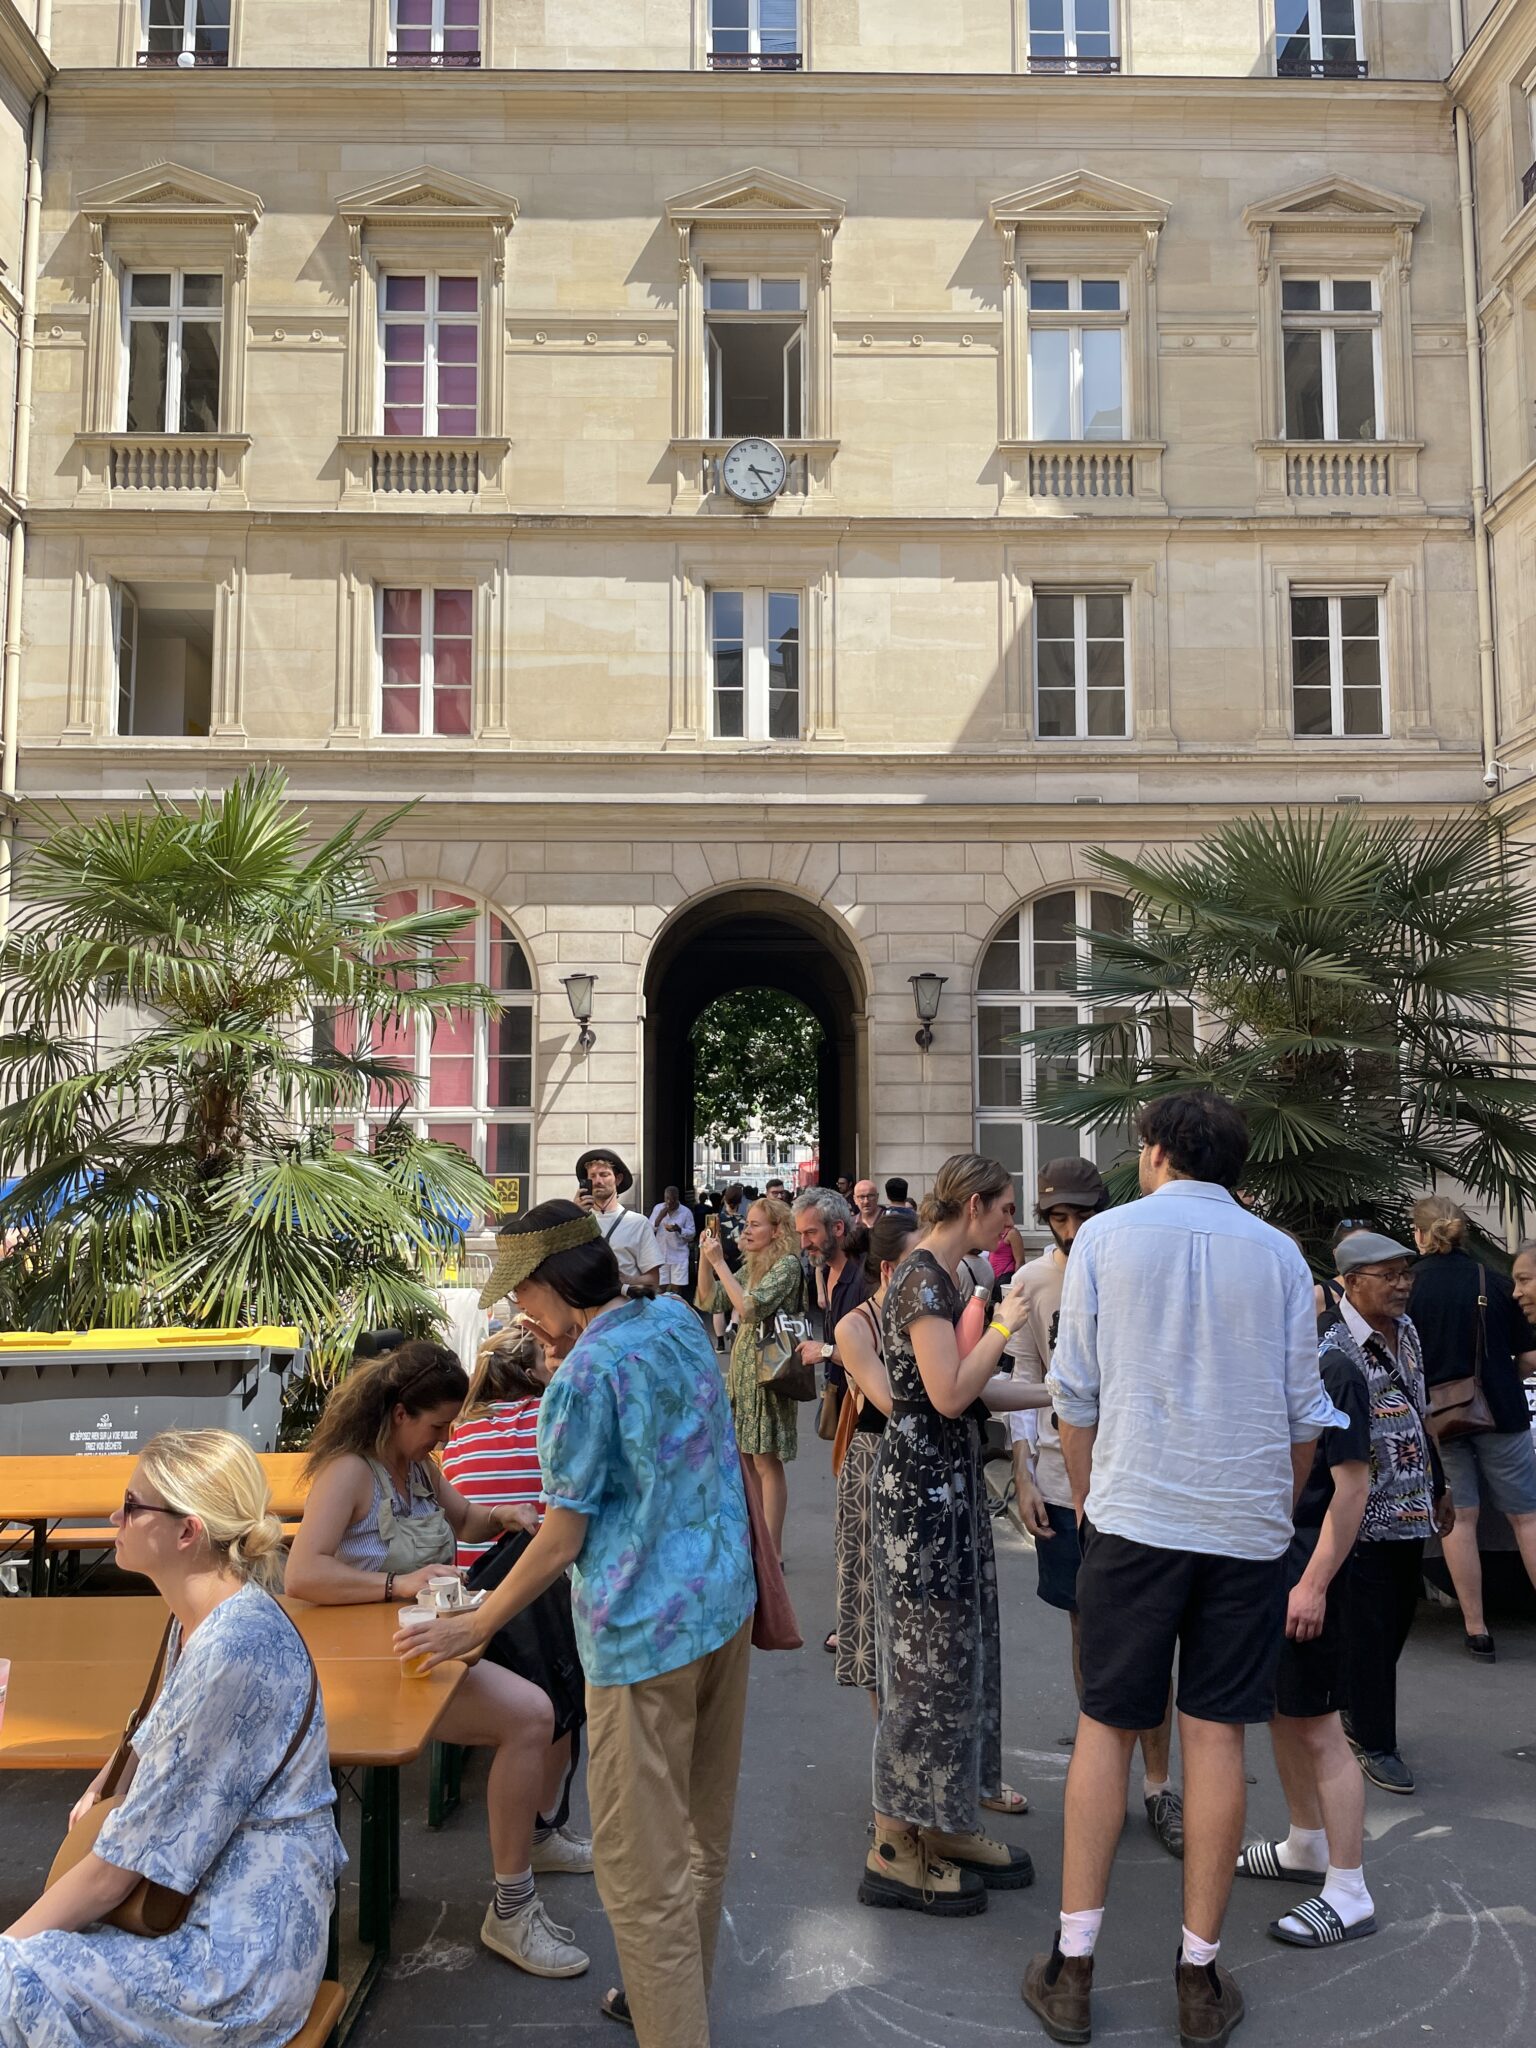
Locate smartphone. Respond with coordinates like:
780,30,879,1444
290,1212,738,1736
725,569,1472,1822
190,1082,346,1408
704,1214,719,1236
577,1178,592,1198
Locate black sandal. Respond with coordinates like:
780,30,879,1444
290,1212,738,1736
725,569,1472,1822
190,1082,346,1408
823,1629,838,1653
601,1988,634,2029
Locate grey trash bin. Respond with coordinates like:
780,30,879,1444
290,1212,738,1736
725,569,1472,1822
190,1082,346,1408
0,1326,305,1459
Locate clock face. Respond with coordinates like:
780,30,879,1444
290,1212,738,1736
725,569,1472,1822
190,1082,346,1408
721,437,788,504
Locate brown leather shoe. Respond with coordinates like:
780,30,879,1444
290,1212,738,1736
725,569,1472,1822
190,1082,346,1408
1022,1939,1093,2044
1174,1955,1245,2048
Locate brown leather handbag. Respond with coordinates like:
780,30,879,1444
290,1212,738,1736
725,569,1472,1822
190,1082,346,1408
1426,1266,1497,1442
47,1606,319,1935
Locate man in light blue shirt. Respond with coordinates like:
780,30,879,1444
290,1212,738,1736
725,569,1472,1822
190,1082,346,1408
1025,1090,1341,2048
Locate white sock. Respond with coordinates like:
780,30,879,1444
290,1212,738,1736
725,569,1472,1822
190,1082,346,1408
1143,1776,1171,1800
1321,1865,1373,1926
1181,1927,1219,1968
1278,1824,1328,1871
1058,1907,1103,1959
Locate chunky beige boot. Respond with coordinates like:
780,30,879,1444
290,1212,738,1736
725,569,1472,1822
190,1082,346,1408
857,1821,987,1917
923,1825,1034,1890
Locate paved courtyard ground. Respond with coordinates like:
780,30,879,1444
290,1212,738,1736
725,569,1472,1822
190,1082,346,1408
3,1448,1534,2046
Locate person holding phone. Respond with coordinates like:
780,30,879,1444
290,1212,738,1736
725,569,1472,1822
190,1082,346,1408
574,1149,661,1291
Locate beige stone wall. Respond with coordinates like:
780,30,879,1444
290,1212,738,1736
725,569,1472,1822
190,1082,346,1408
41,2,1457,79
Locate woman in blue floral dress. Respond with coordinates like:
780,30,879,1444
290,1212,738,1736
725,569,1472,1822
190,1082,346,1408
0,1429,344,2048
411,1201,757,2048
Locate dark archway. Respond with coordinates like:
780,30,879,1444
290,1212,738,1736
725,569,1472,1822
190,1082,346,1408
642,890,868,1203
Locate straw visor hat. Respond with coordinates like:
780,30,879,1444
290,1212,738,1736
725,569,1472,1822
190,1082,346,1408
479,1209,603,1309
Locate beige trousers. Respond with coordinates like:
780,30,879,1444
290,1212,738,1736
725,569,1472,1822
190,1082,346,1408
585,1620,754,2048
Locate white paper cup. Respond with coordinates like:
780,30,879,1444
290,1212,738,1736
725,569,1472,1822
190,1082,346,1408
428,1576,465,1613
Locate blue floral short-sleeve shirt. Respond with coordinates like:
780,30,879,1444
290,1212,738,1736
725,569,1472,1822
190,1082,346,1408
538,1293,756,1687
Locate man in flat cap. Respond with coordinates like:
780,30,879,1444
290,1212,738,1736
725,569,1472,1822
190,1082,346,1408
575,1147,661,1292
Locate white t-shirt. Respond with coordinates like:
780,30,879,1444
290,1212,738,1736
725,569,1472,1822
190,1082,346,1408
594,1203,663,1282
1006,1250,1071,1509
649,1204,696,1278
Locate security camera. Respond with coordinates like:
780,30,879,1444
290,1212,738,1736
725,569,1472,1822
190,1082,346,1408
1483,763,1501,789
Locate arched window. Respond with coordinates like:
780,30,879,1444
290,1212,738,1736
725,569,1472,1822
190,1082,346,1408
329,886,534,1177
975,884,1139,1191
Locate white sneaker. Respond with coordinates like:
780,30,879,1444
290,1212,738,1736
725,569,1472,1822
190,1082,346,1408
480,1897,590,1977
530,1824,594,1876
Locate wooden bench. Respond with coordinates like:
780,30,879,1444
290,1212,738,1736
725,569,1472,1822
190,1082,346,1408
40,1523,302,1550
288,1981,346,2048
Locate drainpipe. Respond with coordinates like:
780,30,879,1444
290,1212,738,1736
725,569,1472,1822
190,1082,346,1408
1,90,46,936
1448,1,1499,789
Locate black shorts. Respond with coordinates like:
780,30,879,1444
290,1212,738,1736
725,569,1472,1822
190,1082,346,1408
1076,1521,1288,1729
1273,1531,1350,1721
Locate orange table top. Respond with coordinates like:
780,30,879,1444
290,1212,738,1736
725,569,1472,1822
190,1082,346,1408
0,1452,311,1523
0,1595,463,1769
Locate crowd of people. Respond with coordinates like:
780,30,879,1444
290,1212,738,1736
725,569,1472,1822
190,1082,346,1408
3,1094,1534,2048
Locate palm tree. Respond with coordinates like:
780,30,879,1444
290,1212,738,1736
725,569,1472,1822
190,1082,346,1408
1016,811,1536,1255
0,768,494,1381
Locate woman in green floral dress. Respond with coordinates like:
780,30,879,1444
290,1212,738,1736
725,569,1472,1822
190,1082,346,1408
700,1196,804,1560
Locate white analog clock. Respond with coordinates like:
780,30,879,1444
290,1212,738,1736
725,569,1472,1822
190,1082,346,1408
720,437,788,505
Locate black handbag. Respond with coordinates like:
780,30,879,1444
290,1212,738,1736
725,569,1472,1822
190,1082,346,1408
464,1529,587,1742
756,1310,817,1400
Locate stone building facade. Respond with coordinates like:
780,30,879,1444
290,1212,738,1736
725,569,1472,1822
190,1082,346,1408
1,3,1505,1216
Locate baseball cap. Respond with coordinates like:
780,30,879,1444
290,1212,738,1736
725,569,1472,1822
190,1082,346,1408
1036,1157,1108,1213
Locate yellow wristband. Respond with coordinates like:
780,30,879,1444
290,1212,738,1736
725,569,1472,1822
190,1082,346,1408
988,1319,1011,1340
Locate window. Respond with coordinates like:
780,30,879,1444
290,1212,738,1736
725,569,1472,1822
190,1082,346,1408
1282,278,1378,440
379,587,473,736
1290,593,1385,736
389,0,481,67
113,581,214,736
140,0,230,66
1028,278,1125,440
705,275,805,439
1524,88,1536,210
1034,591,1127,738
380,274,478,437
1275,2,1364,79
709,588,801,740
1026,1,1118,73
124,272,222,434
976,888,1141,1189
331,888,534,1186
708,1,801,71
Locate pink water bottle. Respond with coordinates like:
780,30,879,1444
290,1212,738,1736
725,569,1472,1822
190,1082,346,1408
957,1283,990,1355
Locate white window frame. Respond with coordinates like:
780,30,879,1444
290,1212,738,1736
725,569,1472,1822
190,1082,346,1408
704,273,806,440
975,885,1155,1197
1026,276,1127,440
113,584,139,736
1033,589,1129,740
388,0,481,60
707,1,802,63
708,586,803,742
376,584,475,739
1289,590,1388,739
341,886,535,1182
140,1,231,64
1026,1,1119,67
1281,276,1381,441
122,268,223,434
378,270,480,437
1275,1,1363,72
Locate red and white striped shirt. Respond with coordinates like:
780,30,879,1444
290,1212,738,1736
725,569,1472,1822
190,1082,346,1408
441,1397,545,1566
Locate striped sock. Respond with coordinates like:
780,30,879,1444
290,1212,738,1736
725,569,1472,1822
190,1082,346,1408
493,1870,535,1919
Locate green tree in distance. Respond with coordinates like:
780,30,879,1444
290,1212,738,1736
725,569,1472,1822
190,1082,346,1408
1015,811,1536,1258
0,768,493,1378
691,988,823,1158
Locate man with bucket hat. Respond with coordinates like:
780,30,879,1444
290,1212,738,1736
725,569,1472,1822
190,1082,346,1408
574,1147,661,1291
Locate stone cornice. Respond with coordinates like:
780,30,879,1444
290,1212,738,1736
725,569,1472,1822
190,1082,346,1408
0,0,52,102
42,67,1453,147
1450,0,1532,99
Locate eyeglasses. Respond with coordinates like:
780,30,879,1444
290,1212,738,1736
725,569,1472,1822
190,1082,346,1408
120,1494,184,1521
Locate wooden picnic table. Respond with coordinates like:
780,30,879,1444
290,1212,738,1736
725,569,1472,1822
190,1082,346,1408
0,1594,461,2039
0,1452,311,1593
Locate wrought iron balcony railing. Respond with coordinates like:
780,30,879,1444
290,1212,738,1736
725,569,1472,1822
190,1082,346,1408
1276,53,1368,79
137,50,229,68
387,51,483,70
1026,56,1122,75
1523,161,1536,209
707,52,803,72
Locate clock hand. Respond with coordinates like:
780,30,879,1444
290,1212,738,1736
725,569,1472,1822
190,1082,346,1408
748,465,774,487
